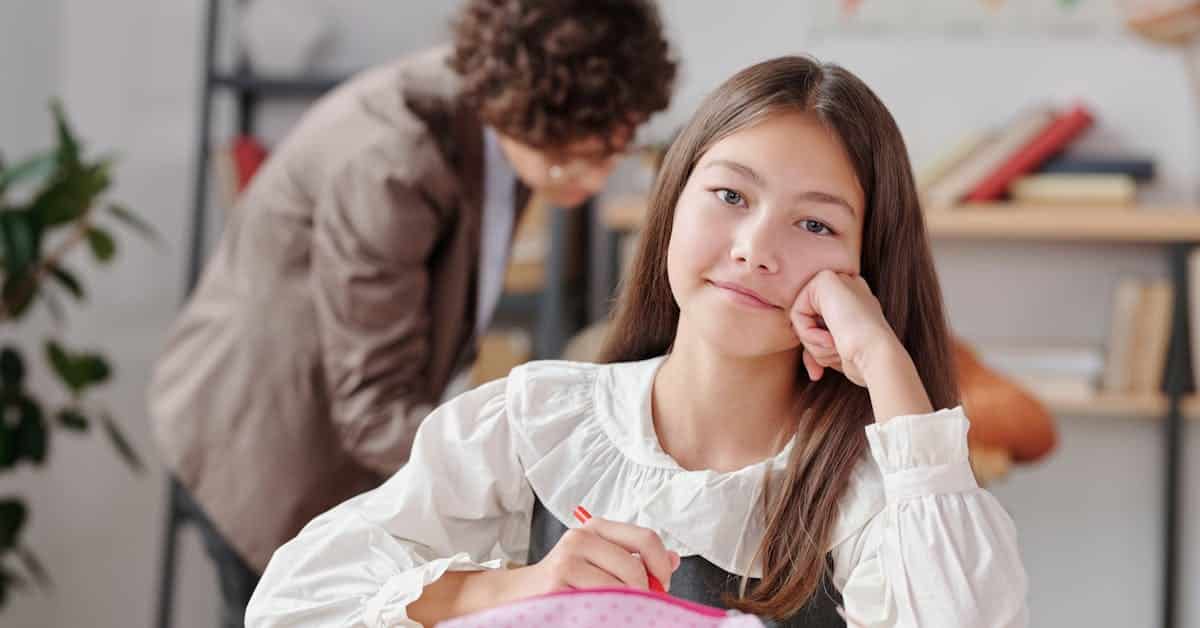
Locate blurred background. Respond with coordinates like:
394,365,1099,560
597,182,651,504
2,1,1199,627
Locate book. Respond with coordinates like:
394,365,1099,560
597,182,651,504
1102,278,1145,393
975,342,1105,378
923,107,1056,209
1009,174,1137,207
213,135,270,210
1125,2,1200,45
965,103,1096,203
1130,280,1174,394
917,130,995,195
232,135,269,192
1009,373,1097,402
1037,155,1155,182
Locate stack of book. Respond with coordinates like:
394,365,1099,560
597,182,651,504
974,341,1106,402
214,134,270,209
1103,278,1175,396
920,103,1155,209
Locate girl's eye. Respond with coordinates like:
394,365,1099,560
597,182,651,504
714,188,745,207
801,219,834,236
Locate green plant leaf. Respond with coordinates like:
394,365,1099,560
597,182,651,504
77,354,110,388
15,544,51,590
45,341,110,393
50,100,80,169
0,499,27,551
100,412,142,473
0,210,39,276
86,226,116,262
0,423,14,469
1,272,36,320
0,565,27,592
107,204,158,242
0,151,56,196
0,396,16,467
14,398,47,465
57,408,88,432
48,264,84,301
33,160,111,227
30,178,80,227
0,348,23,388
45,341,74,392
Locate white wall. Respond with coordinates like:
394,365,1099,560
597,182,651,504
0,1,61,157
2,1,1196,627
3,2,218,627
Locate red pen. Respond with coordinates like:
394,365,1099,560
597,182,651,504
573,505,667,593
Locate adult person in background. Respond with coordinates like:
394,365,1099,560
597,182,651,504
147,2,675,625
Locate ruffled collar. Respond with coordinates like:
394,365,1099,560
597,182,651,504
509,357,883,579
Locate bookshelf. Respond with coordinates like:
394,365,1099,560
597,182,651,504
603,196,1200,242
210,71,346,97
925,205,1200,242
929,204,1198,628
596,195,1197,628
1040,392,1200,420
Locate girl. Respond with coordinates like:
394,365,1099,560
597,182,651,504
246,56,1028,627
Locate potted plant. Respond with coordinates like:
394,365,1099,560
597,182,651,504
0,102,154,609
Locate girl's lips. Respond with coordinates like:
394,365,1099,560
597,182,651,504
707,280,781,309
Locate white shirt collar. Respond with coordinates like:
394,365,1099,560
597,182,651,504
508,358,882,578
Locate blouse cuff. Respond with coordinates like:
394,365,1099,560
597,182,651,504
363,552,502,628
864,406,979,504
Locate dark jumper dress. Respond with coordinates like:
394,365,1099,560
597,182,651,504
526,498,847,628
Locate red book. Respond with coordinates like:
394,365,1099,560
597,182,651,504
965,104,1095,203
232,135,269,193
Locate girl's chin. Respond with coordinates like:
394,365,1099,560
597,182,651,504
690,327,799,360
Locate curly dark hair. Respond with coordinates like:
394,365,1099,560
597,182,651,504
450,0,676,151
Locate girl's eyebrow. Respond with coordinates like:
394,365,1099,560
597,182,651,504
704,159,764,185
703,159,858,218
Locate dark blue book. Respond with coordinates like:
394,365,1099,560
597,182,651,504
1037,155,1155,182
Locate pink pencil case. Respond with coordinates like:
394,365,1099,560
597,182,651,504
435,587,765,628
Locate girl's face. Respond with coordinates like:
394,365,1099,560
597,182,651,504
666,111,866,358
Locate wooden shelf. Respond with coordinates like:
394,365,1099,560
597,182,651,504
925,205,1200,242
601,196,1200,243
1038,392,1200,420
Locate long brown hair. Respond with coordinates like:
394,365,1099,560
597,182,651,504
599,56,959,619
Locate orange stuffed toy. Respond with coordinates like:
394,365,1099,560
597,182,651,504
954,337,1058,482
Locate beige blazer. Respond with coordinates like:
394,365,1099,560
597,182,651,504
148,47,528,570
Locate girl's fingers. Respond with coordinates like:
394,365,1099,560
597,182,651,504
804,342,838,361
582,518,674,588
563,557,627,590
573,528,650,588
798,326,836,350
803,349,824,381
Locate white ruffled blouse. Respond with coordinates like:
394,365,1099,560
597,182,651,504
245,357,1029,628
